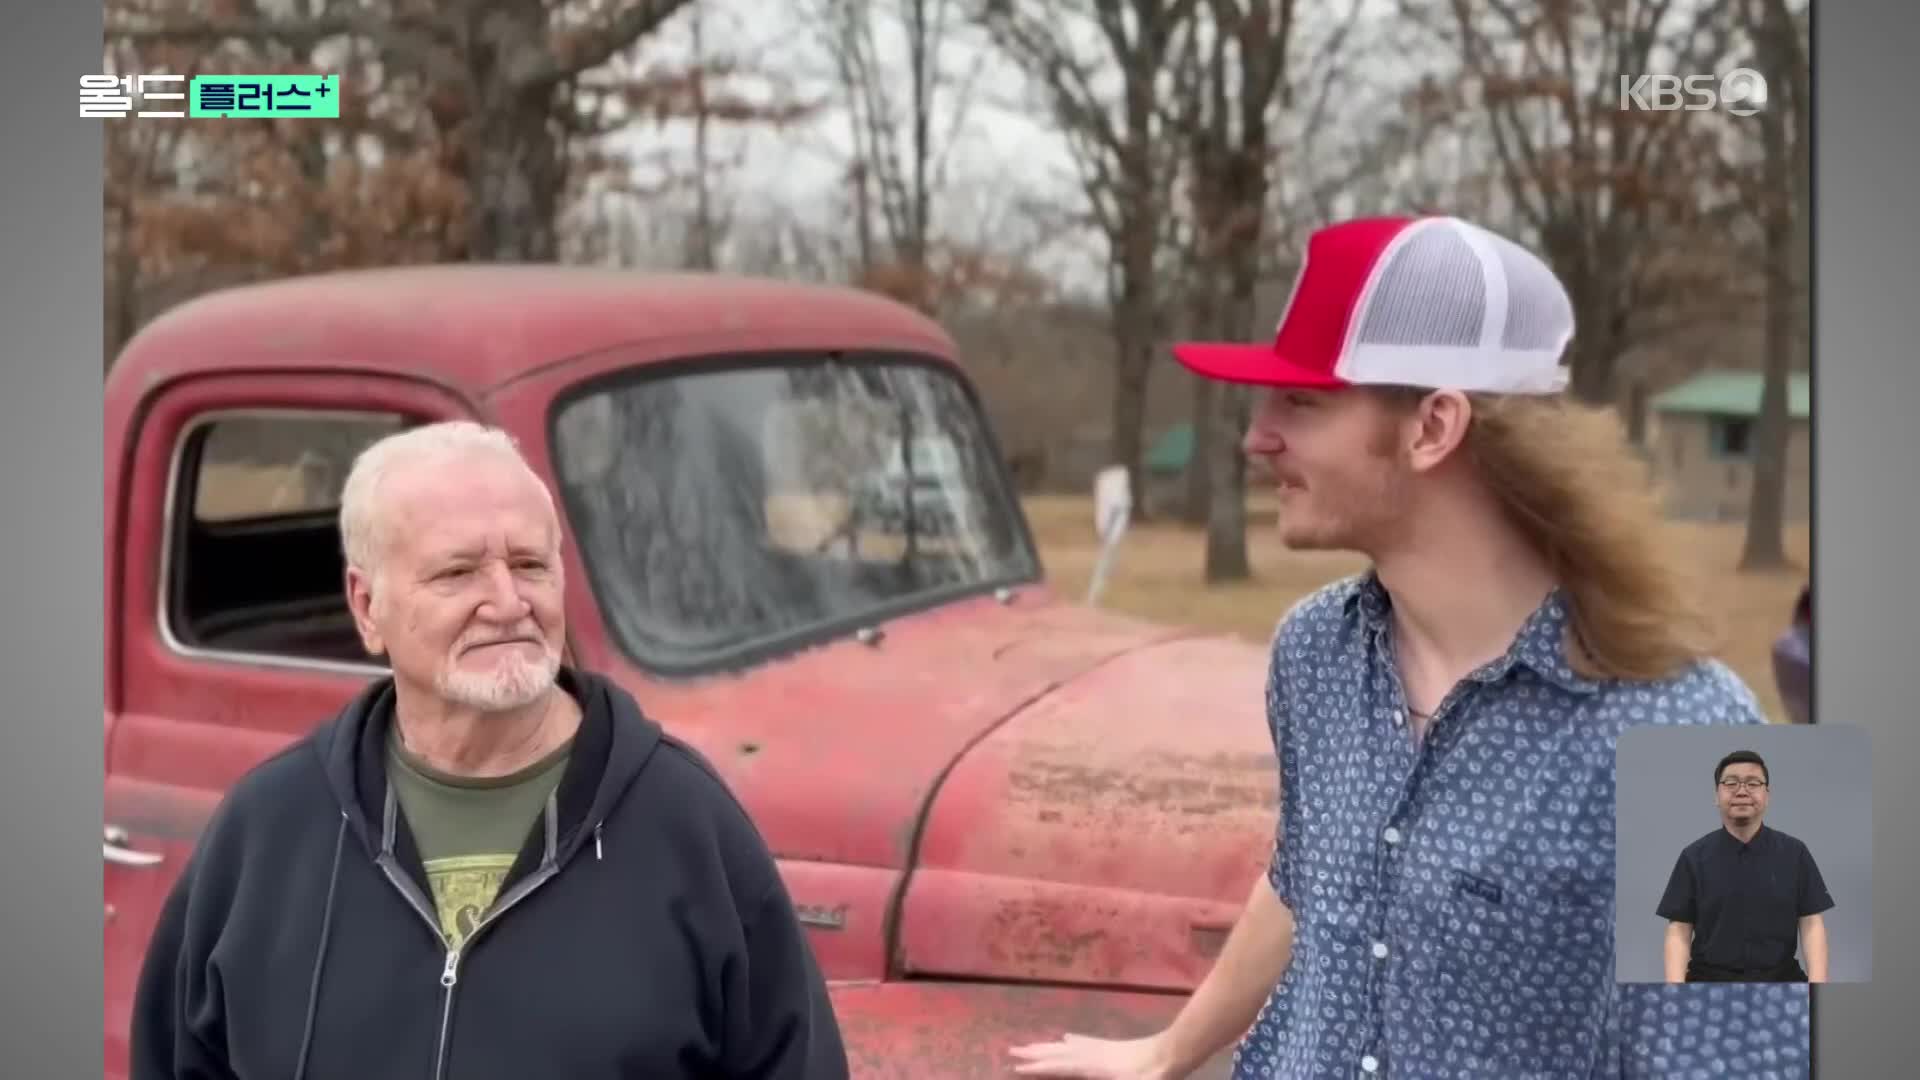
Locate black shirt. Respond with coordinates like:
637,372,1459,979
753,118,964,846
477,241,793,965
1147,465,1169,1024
1656,823,1835,974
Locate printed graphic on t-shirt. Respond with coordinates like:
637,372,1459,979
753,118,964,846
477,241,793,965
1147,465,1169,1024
425,853,515,947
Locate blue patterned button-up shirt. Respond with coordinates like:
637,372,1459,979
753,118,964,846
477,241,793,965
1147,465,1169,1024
1230,574,1809,1079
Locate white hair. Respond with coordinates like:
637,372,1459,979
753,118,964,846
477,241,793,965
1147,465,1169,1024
338,420,542,582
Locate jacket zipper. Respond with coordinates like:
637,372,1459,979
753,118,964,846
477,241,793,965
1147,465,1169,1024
373,839,573,1080
372,854,459,1079
426,866,559,1079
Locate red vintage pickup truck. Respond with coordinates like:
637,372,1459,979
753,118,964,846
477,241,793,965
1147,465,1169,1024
102,265,1275,1078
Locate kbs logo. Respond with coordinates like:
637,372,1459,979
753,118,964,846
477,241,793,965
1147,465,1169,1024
1618,68,1767,116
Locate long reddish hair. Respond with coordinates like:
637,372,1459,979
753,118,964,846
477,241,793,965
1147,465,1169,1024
1463,394,1720,681
1376,387,1721,681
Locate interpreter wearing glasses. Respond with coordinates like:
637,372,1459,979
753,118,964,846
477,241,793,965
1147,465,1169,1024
1654,749,1834,983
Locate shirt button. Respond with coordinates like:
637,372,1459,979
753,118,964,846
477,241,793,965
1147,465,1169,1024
1372,941,1389,959
1361,1054,1380,1073
1383,827,1401,845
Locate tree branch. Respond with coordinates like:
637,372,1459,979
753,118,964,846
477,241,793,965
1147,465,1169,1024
983,2,1127,158
105,12,470,93
527,0,697,87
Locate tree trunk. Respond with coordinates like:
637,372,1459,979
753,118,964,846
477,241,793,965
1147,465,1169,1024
1184,376,1217,524
1566,311,1620,405
1108,53,1160,519
106,275,138,369
1182,271,1218,524
1623,379,1649,446
687,4,717,271
1540,222,1622,408
1202,235,1253,577
1740,0,1802,571
1109,312,1152,514
105,201,140,370
852,163,874,275
1740,261,1792,570
907,0,932,305
1108,220,1156,520
1202,46,1276,585
1203,382,1252,582
1786,2,1810,355
464,89,566,262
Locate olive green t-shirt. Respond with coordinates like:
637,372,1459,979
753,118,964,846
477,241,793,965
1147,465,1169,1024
387,729,571,948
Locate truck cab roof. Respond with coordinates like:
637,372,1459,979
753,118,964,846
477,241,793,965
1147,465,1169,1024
111,264,960,401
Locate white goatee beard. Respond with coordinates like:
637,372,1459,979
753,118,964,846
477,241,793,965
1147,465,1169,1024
436,649,561,712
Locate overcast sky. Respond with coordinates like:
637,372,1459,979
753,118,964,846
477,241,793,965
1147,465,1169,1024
582,0,1075,274
580,0,1437,294
578,0,1758,295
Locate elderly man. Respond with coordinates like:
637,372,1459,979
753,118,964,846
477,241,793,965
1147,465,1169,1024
129,421,848,1079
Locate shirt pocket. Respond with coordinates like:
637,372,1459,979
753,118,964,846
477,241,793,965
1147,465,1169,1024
1423,876,1616,1073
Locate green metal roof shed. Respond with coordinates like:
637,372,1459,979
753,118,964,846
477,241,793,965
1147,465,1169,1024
1144,423,1195,473
1650,371,1811,419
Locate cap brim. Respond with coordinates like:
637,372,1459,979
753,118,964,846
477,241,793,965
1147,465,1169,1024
1170,342,1350,389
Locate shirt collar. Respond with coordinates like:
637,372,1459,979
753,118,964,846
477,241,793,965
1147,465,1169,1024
1347,569,1600,696
1716,823,1772,851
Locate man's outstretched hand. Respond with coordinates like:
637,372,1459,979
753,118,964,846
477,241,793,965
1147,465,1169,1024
1007,1032,1179,1079
1007,875,1291,1079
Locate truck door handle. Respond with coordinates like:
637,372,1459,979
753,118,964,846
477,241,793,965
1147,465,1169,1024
104,825,164,868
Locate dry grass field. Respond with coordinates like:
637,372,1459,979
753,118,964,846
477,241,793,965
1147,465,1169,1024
1021,493,1811,724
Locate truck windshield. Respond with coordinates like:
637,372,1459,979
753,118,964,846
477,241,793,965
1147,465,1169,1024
548,353,1041,675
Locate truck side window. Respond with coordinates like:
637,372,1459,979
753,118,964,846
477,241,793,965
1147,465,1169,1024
164,410,408,667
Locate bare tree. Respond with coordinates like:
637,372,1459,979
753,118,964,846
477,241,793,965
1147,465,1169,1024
571,4,822,271
814,0,995,311
102,5,474,358
103,34,192,365
729,202,863,281
980,0,1199,516
1738,0,1808,570
1409,0,1756,425
108,0,703,261
685,2,721,270
1158,0,1301,580
1167,0,1371,555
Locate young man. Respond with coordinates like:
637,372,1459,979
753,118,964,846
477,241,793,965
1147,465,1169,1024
1008,216,1808,1078
1658,749,1835,983
130,422,848,1079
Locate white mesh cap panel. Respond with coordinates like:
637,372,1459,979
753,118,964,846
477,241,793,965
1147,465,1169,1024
1337,218,1572,394
1488,228,1576,354
1351,220,1487,349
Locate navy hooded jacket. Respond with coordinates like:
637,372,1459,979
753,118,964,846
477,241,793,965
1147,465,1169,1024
128,667,850,1080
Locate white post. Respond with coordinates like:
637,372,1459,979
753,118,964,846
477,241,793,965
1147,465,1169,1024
1087,465,1132,606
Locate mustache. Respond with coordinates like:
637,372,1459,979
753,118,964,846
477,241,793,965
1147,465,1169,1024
457,628,545,651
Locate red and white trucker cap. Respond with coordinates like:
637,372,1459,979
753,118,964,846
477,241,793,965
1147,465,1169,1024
1172,215,1574,395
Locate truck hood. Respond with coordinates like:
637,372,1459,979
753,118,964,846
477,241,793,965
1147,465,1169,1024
627,590,1276,993
893,629,1276,992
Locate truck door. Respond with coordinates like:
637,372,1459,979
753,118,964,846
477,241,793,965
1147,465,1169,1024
104,372,477,1080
